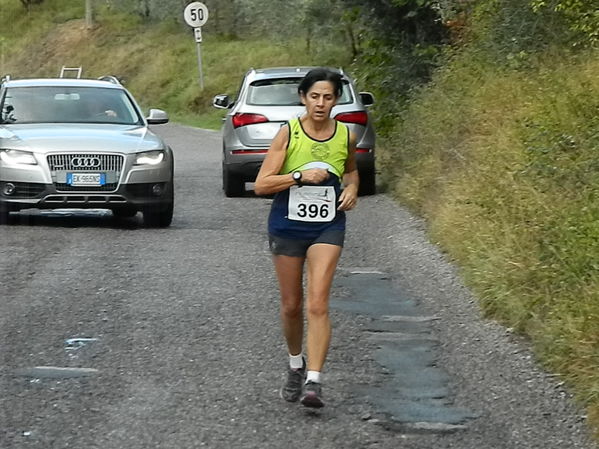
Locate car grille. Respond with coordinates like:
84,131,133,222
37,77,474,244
43,195,128,205
47,153,124,171
47,153,123,192
55,184,118,192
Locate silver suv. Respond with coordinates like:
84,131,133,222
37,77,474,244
0,76,174,226
213,67,376,197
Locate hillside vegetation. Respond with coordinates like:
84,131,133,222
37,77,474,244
0,1,353,129
381,2,599,436
1,0,598,439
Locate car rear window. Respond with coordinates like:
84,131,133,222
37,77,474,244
1,86,143,125
246,78,352,106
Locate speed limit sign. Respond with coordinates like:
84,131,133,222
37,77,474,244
184,2,209,28
184,2,209,90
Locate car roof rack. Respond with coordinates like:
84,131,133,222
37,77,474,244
59,66,83,78
97,75,122,85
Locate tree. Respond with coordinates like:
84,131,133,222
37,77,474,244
20,0,44,9
532,0,599,45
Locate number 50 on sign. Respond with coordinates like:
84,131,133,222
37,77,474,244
184,2,209,28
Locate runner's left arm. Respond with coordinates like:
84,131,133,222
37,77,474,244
338,133,359,211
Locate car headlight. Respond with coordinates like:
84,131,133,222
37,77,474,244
0,149,37,165
135,150,165,166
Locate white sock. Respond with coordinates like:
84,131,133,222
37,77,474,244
289,353,304,370
306,370,321,384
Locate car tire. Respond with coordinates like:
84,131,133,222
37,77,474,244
112,208,138,218
223,167,244,197
358,169,376,196
0,206,9,225
143,201,173,228
143,181,174,228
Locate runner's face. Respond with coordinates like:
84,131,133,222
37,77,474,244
300,81,338,122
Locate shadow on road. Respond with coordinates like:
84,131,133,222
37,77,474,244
1,209,143,229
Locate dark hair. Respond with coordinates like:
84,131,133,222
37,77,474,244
298,68,343,98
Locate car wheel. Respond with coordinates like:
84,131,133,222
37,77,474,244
143,181,174,227
223,167,244,197
112,208,138,218
0,206,9,225
358,169,376,196
143,201,173,228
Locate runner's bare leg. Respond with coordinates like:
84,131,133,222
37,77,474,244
273,255,305,356
305,243,342,371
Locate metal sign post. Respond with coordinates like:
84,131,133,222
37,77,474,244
183,2,209,90
85,0,93,28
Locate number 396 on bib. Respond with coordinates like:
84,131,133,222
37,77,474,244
287,185,336,223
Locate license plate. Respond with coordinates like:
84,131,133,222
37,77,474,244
66,173,106,186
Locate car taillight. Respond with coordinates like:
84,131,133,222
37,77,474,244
232,113,269,128
335,111,368,126
355,148,371,153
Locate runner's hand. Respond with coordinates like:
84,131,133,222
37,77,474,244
338,184,358,211
300,168,329,185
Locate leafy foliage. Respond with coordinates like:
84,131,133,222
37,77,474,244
379,0,599,435
532,0,599,45
20,0,44,7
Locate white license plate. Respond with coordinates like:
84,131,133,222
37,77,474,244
66,173,106,186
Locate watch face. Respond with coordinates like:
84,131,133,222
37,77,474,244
293,171,301,181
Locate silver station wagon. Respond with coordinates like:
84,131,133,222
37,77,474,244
0,76,174,226
213,67,376,197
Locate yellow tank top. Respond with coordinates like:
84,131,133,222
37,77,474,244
281,118,349,179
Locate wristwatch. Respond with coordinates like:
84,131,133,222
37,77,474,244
292,171,302,185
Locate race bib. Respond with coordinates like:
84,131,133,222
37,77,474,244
288,185,336,222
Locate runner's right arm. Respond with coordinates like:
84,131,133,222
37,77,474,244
255,125,327,195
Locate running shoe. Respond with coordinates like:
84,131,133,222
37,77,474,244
300,381,324,408
280,359,306,402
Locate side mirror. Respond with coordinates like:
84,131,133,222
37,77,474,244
146,108,169,125
359,92,375,107
213,94,232,109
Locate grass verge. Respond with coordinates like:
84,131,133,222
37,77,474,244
382,47,599,435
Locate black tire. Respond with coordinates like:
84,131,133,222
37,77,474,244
112,208,138,218
143,201,173,228
223,167,244,197
358,169,376,196
143,180,174,227
0,207,9,225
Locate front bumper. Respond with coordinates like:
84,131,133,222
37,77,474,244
0,181,173,211
0,152,173,211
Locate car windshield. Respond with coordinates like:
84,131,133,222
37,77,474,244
0,86,143,125
247,78,353,106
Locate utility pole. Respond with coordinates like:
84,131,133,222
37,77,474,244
85,0,93,28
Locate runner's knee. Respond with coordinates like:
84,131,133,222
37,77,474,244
306,298,329,318
281,296,303,318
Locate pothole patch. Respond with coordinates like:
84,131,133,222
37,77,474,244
332,269,479,433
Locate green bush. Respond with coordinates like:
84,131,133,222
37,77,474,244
384,38,599,435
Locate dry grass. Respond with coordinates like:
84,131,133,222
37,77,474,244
0,0,351,129
382,51,599,434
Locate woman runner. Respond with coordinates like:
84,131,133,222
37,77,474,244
254,67,359,408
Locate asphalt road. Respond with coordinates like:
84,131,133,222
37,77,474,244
0,123,596,449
